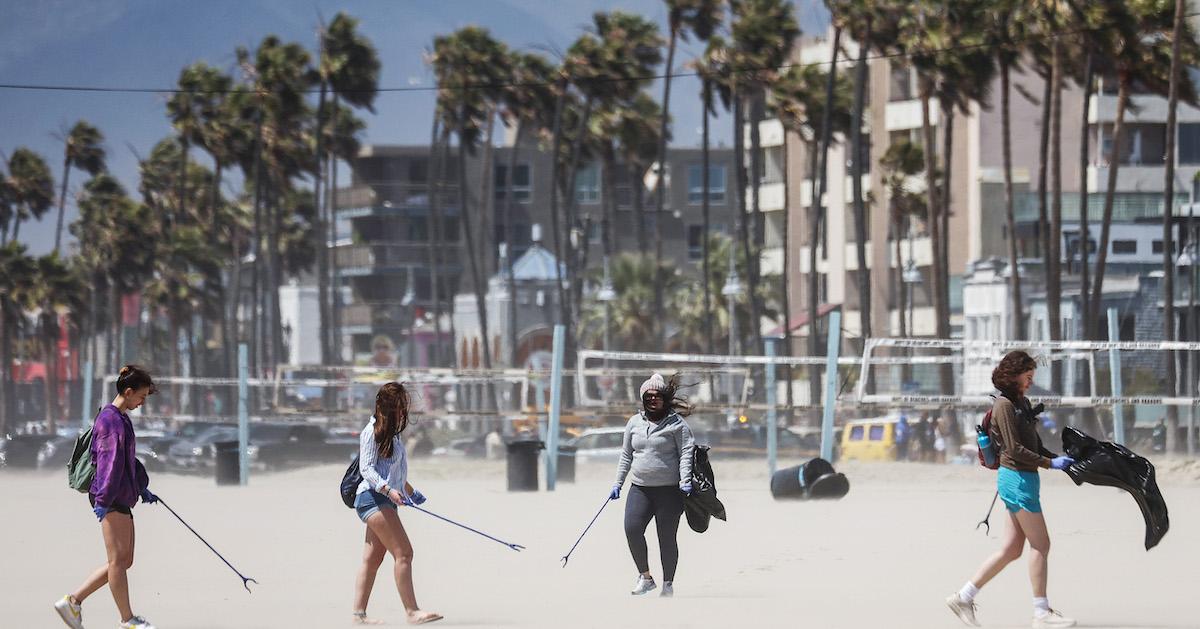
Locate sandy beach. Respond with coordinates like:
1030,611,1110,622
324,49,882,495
4,456,1199,628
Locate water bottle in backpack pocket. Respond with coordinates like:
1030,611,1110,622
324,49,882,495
975,407,1000,470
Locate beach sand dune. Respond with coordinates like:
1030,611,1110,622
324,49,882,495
4,458,1198,628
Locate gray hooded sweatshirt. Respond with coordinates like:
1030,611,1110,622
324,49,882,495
613,412,695,489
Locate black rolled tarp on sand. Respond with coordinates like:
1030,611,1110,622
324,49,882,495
1061,427,1169,550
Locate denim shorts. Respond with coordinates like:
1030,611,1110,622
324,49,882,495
354,489,396,523
997,467,1042,513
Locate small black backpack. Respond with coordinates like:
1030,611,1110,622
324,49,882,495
340,456,362,508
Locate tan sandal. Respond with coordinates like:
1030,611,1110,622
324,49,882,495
407,610,443,625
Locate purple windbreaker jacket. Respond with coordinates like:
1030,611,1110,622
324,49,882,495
89,404,149,509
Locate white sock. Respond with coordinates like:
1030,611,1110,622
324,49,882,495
958,582,980,603
1033,597,1050,617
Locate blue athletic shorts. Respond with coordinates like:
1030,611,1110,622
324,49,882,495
997,467,1042,513
354,489,396,523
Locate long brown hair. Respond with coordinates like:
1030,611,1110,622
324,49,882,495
992,350,1038,398
373,382,410,459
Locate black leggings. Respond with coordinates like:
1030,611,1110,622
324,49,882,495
624,484,685,582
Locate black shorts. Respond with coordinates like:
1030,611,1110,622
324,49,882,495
88,494,133,519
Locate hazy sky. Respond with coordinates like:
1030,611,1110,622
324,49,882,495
0,0,830,255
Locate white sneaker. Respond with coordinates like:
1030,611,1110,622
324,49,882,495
1033,609,1076,628
630,575,657,595
945,593,980,627
53,595,83,629
119,616,157,629
660,582,674,598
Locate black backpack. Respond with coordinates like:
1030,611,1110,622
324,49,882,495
340,456,362,508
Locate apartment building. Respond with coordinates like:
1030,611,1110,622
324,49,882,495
335,141,736,366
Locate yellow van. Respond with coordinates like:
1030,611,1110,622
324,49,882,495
839,417,899,461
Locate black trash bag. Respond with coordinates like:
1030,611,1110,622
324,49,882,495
684,445,727,534
770,457,850,500
1061,427,1169,550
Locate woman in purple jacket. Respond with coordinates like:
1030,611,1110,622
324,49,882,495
55,365,160,629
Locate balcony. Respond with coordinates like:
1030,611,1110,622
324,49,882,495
335,184,460,217
336,243,455,275
1013,191,1189,223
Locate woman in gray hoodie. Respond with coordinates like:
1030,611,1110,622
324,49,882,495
610,373,696,597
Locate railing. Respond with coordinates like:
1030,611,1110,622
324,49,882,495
335,243,454,269
1013,192,1188,223
334,184,460,212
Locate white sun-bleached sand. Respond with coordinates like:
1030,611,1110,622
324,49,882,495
3,456,1199,628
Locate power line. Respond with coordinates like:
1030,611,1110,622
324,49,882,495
0,12,1196,96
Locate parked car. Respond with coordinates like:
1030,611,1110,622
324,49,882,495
166,426,239,472
431,435,487,458
839,416,900,461
36,436,78,471
569,427,626,463
1,434,57,468
251,422,358,470
148,421,234,467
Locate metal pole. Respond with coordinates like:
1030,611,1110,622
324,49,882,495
820,310,843,461
81,360,93,429
1107,308,1125,445
546,324,565,491
237,343,249,486
766,338,778,475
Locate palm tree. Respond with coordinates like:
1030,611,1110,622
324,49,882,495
0,242,36,433
693,36,737,359
672,232,778,352
33,252,85,432
655,0,725,345
1081,1,1200,336
317,13,380,367
430,27,509,377
729,0,799,357
53,121,106,255
5,148,55,243
1163,0,1189,453
498,51,556,366
580,252,681,351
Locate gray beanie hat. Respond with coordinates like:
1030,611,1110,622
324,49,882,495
639,373,666,398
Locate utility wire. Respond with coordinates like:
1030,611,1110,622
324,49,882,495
2,12,1197,96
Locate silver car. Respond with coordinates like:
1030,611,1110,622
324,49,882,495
568,427,626,464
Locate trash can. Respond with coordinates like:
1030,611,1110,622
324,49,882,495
769,457,849,500
505,439,544,491
556,444,577,483
214,440,240,486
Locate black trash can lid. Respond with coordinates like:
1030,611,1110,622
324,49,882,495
505,439,545,451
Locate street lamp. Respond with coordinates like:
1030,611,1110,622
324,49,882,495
721,247,742,418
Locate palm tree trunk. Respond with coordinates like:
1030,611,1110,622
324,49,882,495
701,79,714,356
186,315,199,416
920,90,950,389
314,80,332,366
479,109,497,283
563,97,593,366
806,136,822,409
503,122,524,367
851,25,871,344
811,26,842,372
1048,43,1064,390
732,87,748,357
1163,0,1186,454
1078,56,1094,339
169,310,180,411
655,29,678,349
940,104,954,328
548,82,569,331
250,107,264,383
1002,63,1023,339
426,116,446,367
226,222,242,410
1089,78,1129,330
328,94,343,366
780,128,794,410
601,143,617,263
634,163,648,252
747,91,767,356
0,302,13,433
54,157,72,254
457,114,493,376
1036,61,1052,279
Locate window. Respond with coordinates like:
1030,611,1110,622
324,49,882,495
407,217,428,241
586,221,601,245
494,164,532,203
1152,240,1177,255
442,217,459,241
575,164,600,204
407,159,428,183
868,425,885,441
687,225,705,260
1112,240,1137,255
760,147,785,185
1099,123,1166,166
687,164,727,204
1181,124,1200,165
849,426,864,441
889,62,916,101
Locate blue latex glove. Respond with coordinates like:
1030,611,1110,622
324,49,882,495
680,483,694,496
140,489,159,504
609,485,621,500
1050,456,1075,470
93,505,109,522
407,490,426,506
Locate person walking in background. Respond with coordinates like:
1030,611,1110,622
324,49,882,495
55,365,160,629
351,382,441,625
895,413,910,461
610,373,696,598
946,351,1077,628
